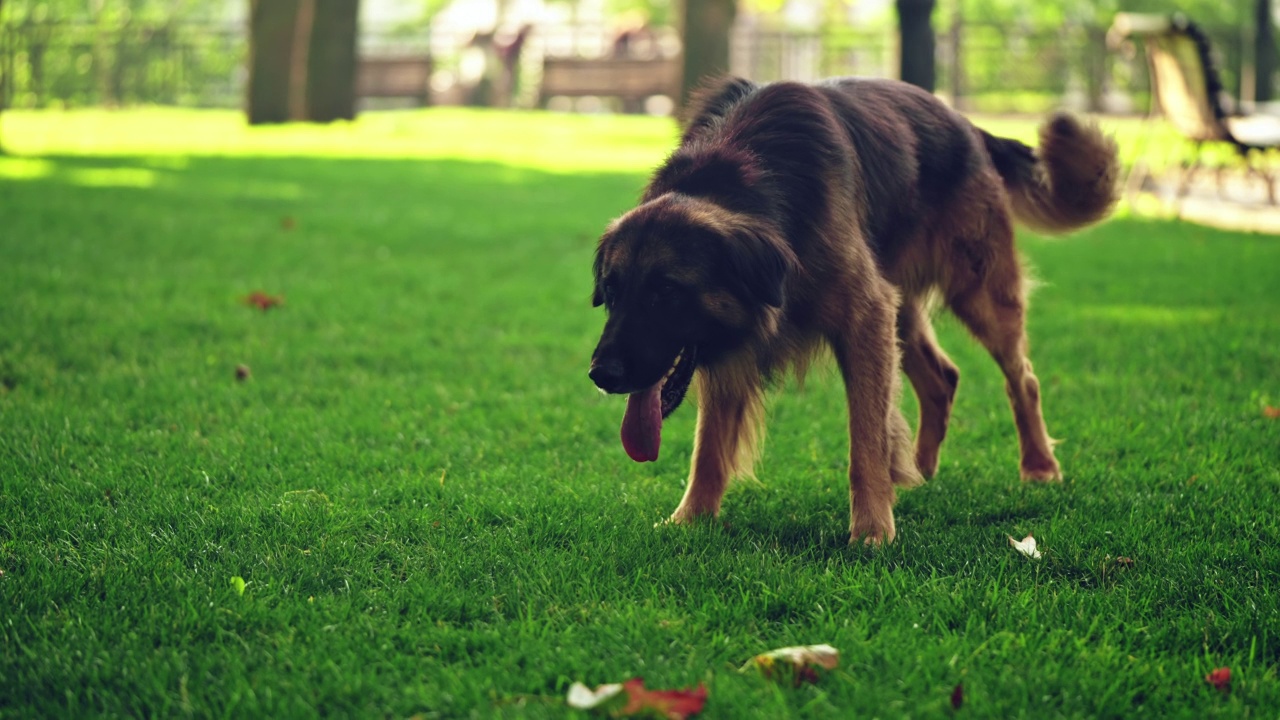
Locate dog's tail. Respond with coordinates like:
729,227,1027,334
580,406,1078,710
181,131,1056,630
980,113,1120,234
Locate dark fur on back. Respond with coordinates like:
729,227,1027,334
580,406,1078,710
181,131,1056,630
668,76,1117,269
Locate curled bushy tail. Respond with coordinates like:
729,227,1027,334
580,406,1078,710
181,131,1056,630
981,113,1120,234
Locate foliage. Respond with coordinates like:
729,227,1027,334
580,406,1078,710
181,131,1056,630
1,0,243,108
2,0,219,22
957,0,1248,28
1,108,1279,718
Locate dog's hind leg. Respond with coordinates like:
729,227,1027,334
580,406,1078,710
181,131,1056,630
668,366,764,524
948,223,1061,482
897,300,960,478
829,281,920,545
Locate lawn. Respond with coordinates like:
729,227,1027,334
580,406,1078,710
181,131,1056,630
0,108,1278,719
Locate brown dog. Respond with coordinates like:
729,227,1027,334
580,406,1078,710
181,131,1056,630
588,76,1118,543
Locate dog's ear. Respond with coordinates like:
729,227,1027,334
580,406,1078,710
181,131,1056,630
591,245,605,307
724,228,796,308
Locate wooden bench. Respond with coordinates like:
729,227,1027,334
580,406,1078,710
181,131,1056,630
539,57,680,109
356,56,433,106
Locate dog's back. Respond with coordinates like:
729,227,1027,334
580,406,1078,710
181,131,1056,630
678,77,1117,280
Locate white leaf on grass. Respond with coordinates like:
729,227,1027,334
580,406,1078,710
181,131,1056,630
753,644,839,670
1008,534,1042,559
566,681,624,710
744,644,839,685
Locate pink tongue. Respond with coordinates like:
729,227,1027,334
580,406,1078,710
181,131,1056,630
620,383,662,462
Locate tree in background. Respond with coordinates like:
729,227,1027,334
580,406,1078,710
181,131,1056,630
305,0,360,122
0,0,6,153
247,0,360,124
896,0,935,91
1256,0,1276,103
680,0,736,109
247,0,301,123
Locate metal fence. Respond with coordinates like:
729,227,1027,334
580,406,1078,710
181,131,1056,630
0,17,1256,114
1,20,243,108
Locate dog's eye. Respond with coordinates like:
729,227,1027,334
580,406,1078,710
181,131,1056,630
652,280,683,306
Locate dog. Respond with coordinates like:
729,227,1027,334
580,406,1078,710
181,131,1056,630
588,76,1118,544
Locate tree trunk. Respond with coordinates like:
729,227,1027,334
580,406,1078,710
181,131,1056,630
306,0,359,122
0,0,6,153
248,0,360,124
680,0,736,110
1256,0,1276,103
896,0,936,92
247,0,303,124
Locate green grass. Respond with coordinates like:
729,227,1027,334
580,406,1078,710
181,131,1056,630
1,108,1278,719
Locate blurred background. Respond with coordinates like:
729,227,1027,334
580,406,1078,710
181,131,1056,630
0,0,1275,121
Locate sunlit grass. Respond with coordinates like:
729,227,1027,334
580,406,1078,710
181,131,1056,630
1,107,679,173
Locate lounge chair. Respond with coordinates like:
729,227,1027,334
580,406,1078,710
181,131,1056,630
1109,12,1280,205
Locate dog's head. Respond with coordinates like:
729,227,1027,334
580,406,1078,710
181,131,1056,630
588,193,795,462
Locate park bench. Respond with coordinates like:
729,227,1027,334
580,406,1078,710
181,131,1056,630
1110,13,1280,206
356,55,433,106
539,57,680,110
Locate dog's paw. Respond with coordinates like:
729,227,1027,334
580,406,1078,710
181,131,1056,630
659,504,718,528
914,447,940,480
849,512,897,546
1020,460,1062,483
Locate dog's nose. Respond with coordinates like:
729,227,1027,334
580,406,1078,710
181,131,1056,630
589,358,626,392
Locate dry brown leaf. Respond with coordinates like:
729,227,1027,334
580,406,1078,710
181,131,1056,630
567,679,706,719
1205,667,1231,692
242,291,283,311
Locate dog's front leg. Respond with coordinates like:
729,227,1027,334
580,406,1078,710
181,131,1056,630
830,293,906,545
668,369,759,524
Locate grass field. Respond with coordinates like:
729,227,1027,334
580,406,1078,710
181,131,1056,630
1,108,1278,718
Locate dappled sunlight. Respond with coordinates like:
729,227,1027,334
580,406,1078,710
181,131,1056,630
1073,304,1224,326
1,155,301,199
63,166,158,189
0,157,55,181
1,108,678,175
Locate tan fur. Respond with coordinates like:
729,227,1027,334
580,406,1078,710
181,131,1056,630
1005,114,1120,234
664,166,923,544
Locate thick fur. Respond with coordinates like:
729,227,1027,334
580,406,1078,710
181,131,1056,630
590,76,1119,544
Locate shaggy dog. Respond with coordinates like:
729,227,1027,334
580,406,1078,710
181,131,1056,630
588,76,1118,543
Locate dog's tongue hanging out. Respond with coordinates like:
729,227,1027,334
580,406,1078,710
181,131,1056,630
620,382,662,462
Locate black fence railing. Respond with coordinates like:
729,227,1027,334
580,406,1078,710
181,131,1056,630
0,18,1257,114
1,20,243,108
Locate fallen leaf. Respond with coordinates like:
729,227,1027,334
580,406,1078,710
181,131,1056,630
746,644,839,686
235,364,251,381
229,576,247,596
1264,406,1280,419
1115,556,1135,567
1008,534,1042,559
951,683,964,709
242,291,283,311
567,679,706,719
618,679,706,719
566,682,625,712
1205,667,1231,692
